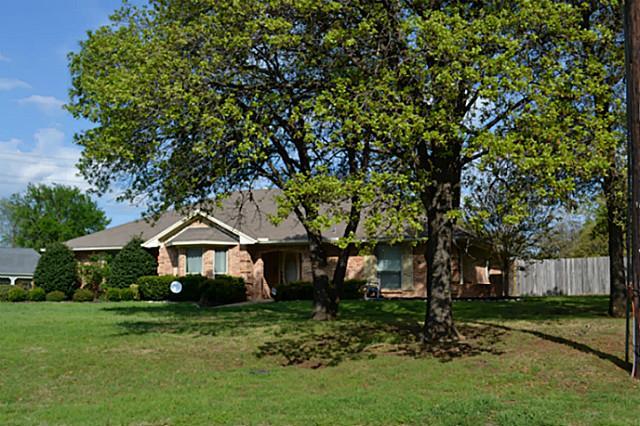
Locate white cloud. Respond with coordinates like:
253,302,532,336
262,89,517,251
0,53,9,62
0,78,31,91
0,129,147,225
0,128,88,197
17,95,65,113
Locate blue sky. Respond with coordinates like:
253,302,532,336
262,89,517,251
0,0,145,226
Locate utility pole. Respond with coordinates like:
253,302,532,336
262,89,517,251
625,0,640,379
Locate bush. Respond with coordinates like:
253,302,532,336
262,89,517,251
0,284,11,302
7,287,27,302
120,288,135,301
199,275,246,306
273,280,313,301
170,275,209,302
34,242,79,297
28,287,46,302
273,279,366,301
137,275,176,301
46,291,66,302
72,288,94,302
129,284,140,301
108,238,157,288
105,287,122,302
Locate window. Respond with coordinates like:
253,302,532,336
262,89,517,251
376,245,402,289
283,252,300,283
186,248,202,274
214,249,228,275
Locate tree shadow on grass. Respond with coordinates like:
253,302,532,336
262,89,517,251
473,321,631,372
255,321,506,368
102,302,507,367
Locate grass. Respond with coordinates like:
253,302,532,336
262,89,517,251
0,296,638,425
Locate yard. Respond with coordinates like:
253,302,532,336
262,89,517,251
0,297,638,425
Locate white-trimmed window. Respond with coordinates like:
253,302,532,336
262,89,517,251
213,249,228,275
376,245,402,289
186,248,203,274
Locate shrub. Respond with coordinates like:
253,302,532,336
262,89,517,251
105,287,122,302
120,288,135,301
34,242,79,297
7,287,27,302
72,288,94,302
199,275,246,306
0,284,11,302
137,275,176,301
79,257,110,299
170,275,208,302
273,279,365,301
342,280,367,300
108,238,157,288
129,284,140,301
28,287,46,302
274,280,313,301
46,291,66,302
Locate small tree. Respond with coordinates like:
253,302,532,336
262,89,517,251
79,254,111,299
108,238,157,288
34,242,79,297
464,162,557,297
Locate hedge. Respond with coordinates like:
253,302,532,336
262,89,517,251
73,288,94,302
108,237,157,288
7,287,27,302
28,287,46,302
137,275,176,301
274,279,366,301
105,287,122,302
46,291,66,302
199,275,246,306
137,274,246,305
33,242,79,297
0,285,11,301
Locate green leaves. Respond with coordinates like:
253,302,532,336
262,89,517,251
0,184,109,249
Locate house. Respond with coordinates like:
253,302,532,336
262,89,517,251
66,189,505,299
0,247,41,287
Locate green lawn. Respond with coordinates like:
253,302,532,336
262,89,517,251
1,297,638,425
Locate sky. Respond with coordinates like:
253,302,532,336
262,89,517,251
0,0,145,227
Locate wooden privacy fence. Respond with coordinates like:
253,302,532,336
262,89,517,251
514,257,612,296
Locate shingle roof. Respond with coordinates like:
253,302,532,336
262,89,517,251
66,189,471,250
65,189,309,250
0,247,40,276
167,226,238,244
66,210,183,250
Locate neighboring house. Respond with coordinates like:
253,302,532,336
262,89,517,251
66,189,505,299
0,247,40,287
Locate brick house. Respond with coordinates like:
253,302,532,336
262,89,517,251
66,190,505,299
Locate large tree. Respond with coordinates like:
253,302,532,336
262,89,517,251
363,1,590,341
0,183,109,249
68,1,406,320
565,0,627,317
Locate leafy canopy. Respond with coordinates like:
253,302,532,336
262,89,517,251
0,184,109,249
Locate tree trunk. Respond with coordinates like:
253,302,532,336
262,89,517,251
502,256,511,298
423,172,460,343
332,243,354,305
604,177,626,317
308,231,336,320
